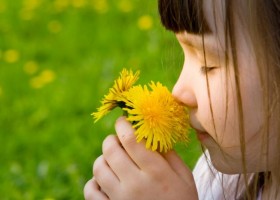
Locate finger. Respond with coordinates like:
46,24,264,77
163,150,194,183
93,155,119,196
84,178,109,200
102,135,138,180
115,117,168,171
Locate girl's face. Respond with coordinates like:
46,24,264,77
172,0,276,174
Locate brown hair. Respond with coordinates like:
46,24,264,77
158,0,280,199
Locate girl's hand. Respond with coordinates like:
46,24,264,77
84,117,198,200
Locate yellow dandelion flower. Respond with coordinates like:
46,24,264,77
53,0,70,12
4,49,20,63
92,68,140,122
23,61,38,75
71,0,86,8
93,68,190,153
29,69,56,89
137,15,153,30
30,76,44,89
123,82,189,152
91,0,109,14
40,70,56,83
118,0,133,13
20,0,41,20
0,1,6,13
23,0,41,10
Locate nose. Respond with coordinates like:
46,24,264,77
172,69,197,108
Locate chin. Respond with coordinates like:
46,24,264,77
206,145,243,174
211,159,241,174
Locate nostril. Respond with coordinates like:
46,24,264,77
182,91,197,108
172,86,197,108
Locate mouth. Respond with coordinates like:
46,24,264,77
193,128,210,142
188,113,211,142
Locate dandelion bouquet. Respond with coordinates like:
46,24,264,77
92,68,190,153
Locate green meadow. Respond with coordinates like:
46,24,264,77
0,0,201,199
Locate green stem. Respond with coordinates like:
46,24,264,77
122,110,128,117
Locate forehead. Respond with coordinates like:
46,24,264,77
176,1,227,53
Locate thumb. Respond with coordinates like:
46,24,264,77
163,150,194,184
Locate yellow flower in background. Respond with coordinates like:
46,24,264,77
30,69,56,89
91,0,108,14
4,49,20,63
92,69,140,122
0,1,6,13
138,15,153,30
93,69,190,153
124,82,189,152
23,61,39,75
71,0,86,8
118,0,133,13
20,0,41,20
53,0,70,12
23,0,41,10
40,70,56,83
30,76,44,89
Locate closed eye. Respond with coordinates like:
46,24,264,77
200,66,218,74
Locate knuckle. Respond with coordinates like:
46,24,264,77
115,118,136,147
147,165,164,181
121,132,136,147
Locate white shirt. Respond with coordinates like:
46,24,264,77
192,153,259,200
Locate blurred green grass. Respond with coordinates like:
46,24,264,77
0,0,202,199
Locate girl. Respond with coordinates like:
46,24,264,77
84,0,280,199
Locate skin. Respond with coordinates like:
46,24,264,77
173,21,265,174
84,0,279,199
173,0,278,175
84,117,198,200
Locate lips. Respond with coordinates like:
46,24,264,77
193,129,210,142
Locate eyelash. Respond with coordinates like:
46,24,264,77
200,66,217,74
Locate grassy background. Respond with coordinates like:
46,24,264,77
0,0,202,199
